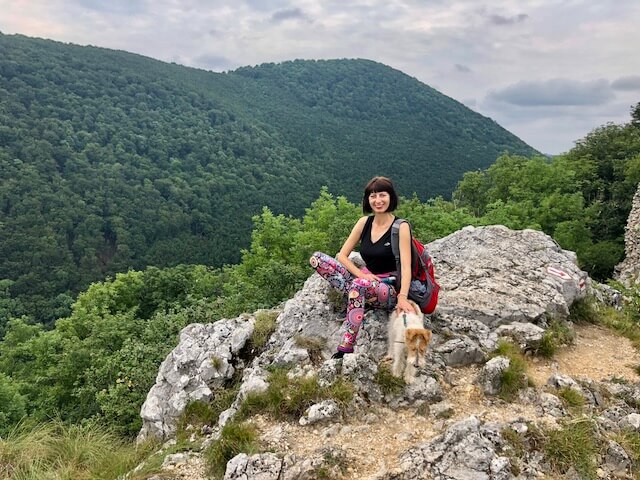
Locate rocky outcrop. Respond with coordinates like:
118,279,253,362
616,183,640,287
137,317,255,441
137,225,608,478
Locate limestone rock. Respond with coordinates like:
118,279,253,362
615,183,640,287
477,356,510,396
429,225,588,326
137,316,254,441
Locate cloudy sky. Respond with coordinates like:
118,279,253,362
2,0,639,154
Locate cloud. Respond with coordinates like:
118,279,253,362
611,75,640,91
76,0,146,15
271,8,307,23
488,13,529,25
487,78,614,107
454,63,471,73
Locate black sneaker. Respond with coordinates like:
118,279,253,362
331,351,346,360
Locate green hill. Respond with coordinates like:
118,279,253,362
0,33,537,324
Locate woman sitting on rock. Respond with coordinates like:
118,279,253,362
310,176,413,358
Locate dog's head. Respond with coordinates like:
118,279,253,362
404,328,431,358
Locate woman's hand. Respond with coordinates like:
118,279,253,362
395,295,414,314
359,272,380,282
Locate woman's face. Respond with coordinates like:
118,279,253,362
368,191,390,213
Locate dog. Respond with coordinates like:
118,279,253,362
386,300,432,384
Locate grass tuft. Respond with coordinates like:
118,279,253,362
568,296,599,324
374,362,405,395
0,419,158,479
250,310,279,351
544,419,599,479
327,289,347,312
557,387,585,408
313,449,349,479
294,335,327,364
537,320,575,358
205,421,260,479
616,429,640,477
491,340,531,401
237,368,353,421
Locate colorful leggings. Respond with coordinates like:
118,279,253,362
309,251,397,353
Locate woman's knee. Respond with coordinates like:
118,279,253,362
309,251,326,268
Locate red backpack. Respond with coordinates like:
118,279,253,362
390,219,440,314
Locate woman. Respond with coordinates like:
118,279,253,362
310,176,413,358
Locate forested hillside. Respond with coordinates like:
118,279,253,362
0,33,536,325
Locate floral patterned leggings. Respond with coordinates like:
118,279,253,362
310,251,397,353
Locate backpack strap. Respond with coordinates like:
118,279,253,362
391,218,408,279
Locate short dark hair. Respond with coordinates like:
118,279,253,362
362,176,399,213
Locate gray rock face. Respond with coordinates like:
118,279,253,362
429,225,588,326
616,183,640,287
137,317,254,441
494,322,545,351
395,416,513,480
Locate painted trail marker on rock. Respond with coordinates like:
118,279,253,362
546,266,572,281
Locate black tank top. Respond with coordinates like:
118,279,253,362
360,216,396,274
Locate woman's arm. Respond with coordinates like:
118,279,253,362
336,216,377,280
396,221,414,313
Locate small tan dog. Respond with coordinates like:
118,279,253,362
386,300,432,383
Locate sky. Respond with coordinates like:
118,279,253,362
1,0,639,155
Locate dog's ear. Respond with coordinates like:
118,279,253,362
406,328,431,348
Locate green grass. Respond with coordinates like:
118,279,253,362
250,310,280,351
543,419,600,479
537,320,575,358
237,368,353,421
557,387,585,408
176,386,239,443
491,340,531,401
0,419,159,480
374,362,405,396
615,429,640,477
568,296,600,324
204,421,260,480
